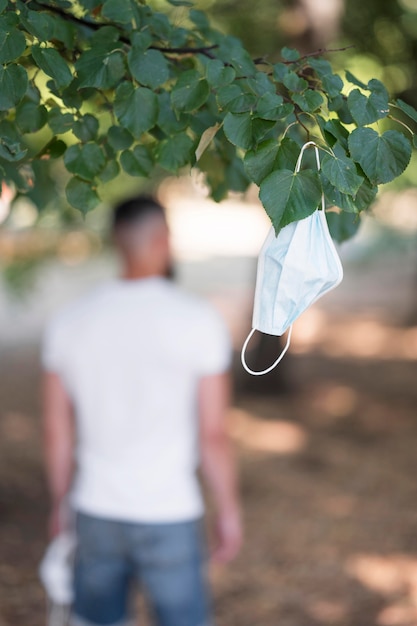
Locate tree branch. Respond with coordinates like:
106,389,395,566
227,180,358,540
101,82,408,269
150,44,218,59
30,0,218,58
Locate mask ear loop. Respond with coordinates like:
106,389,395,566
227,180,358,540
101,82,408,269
241,325,293,376
241,140,320,376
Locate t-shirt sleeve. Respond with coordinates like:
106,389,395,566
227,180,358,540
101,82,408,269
196,306,232,376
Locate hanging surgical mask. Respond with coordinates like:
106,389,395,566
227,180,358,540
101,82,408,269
241,141,343,376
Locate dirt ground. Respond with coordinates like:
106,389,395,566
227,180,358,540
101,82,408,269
1,249,417,626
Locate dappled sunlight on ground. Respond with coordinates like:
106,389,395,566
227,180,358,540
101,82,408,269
228,407,308,455
292,308,417,360
346,553,417,625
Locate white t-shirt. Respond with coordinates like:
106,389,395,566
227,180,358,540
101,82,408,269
42,277,231,523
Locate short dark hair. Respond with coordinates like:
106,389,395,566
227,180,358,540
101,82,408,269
112,195,165,231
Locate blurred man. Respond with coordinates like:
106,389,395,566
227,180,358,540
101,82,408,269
42,196,242,626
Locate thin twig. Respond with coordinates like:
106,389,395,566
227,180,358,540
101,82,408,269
294,110,310,139
387,114,415,137
282,45,356,65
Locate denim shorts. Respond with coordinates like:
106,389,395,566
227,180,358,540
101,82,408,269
71,512,213,626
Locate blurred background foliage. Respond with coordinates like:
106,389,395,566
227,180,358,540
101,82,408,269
1,0,417,291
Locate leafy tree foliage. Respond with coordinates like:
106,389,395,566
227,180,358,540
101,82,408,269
1,0,417,240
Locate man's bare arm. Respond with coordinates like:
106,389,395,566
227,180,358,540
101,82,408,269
198,372,242,563
42,371,74,537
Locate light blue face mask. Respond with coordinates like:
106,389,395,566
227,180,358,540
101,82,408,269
241,141,344,376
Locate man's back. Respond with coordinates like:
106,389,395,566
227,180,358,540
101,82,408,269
43,277,231,522
41,196,241,626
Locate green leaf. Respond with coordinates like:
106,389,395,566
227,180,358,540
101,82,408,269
157,91,189,136
222,92,257,114
223,112,252,150
251,118,276,144
129,30,152,52
76,47,125,89
283,72,308,93
216,85,243,109
156,133,194,172
206,60,236,88
15,100,48,133
0,64,27,110
309,58,343,98
52,15,76,49
244,138,278,185
347,79,389,125
48,108,74,134
64,143,106,181
39,138,67,159
66,177,100,213
31,45,73,89
349,128,412,184
189,9,210,32
120,145,153,176
225,157,250,192
0,0,8,13
292,90,323,112
345,70,367,90
128,47,169,89
256,93,286,121
26,81,41,104
281,47,300,62
273,63,289,82
107,125,134,150
20,10,55,41
171,70,210,112
275,137,300,170
101,0,134,24
0,12,18,27
322,175,377,213
248,72,276,96
89,25,121,47
217,37,256,77
395,98,417,125
147,12,172,39
0,121,27,162
60,80,83,110
189,107,218,137
0,25,26,63
326,93,353,125
321,143,364,196
114,83,158,138
78,0,102,8
72,114,99,142
326,210,361,243
318,117,349,150
259,169,322,232
98,159,120,183
0,143,27,162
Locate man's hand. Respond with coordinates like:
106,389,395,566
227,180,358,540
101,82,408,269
212,508,243,563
